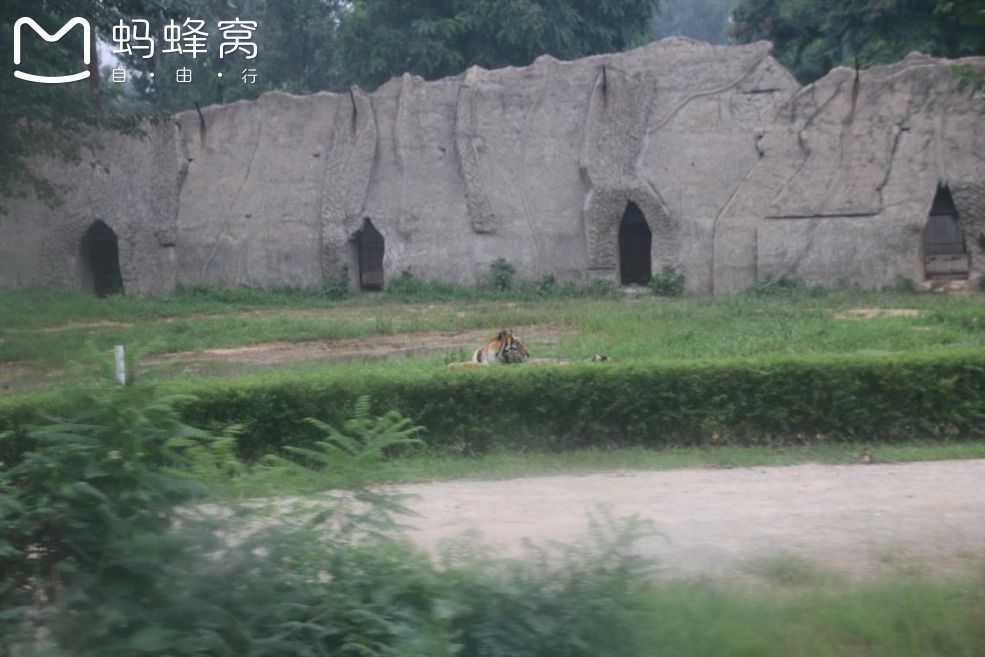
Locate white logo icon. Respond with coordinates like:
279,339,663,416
13,17,92,84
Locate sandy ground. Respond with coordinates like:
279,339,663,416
391,459,985,580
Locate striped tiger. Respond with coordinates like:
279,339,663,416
447,328,531,368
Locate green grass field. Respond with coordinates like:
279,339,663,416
2,284,984,381
5,285,985,656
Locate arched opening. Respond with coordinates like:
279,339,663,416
80,221,124,297
618,202,651,285
354,218,384,291
923,184,968,280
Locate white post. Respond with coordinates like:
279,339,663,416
114,345,126,385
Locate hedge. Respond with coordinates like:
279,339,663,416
3,350,985,462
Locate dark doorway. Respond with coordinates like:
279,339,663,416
923,184,968,280
618,202,652,285
80,221,124,297
355,219,384,291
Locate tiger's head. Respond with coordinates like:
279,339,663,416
495,328,530,364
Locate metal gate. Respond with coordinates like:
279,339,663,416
357,220,385,291
923,185,968,280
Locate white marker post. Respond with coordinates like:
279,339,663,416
114,345,126,385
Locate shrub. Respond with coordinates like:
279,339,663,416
885,275,918,294
0,384,214,653
648,266,686,297
488,258,516,291
747,275,828,297
386,269,467,300
6,350,985,462
322,266,351,299
0,383,657,657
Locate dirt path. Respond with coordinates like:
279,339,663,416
0,324,573,391
144,324,571,368
393,460,985,580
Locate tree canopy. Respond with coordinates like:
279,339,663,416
336,0,661,91
729,0,985,83
0,1,191,205
651,0,736,44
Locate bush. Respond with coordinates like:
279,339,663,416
8,349,985,462
648,266,686,297
488,258,516,291
0,384,656,657
386,269,467,300
322,267,351,299
885,275,918,294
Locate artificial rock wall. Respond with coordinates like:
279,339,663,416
1,39,982,295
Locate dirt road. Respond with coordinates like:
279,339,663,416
394,460,985,580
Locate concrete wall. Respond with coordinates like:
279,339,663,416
1,41,982,295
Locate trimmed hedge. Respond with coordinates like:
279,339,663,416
4,350,985,462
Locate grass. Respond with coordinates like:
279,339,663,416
2,285,985,379
622,572,985,657
207,441,985,498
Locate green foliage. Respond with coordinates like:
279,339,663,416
4,373,985,655
488,258,516,291
385,268,465,299
536,273,558,293
884,275,919,294
0,381,668,657
652,0,735,43
747,275,818,296
0,0,181,209
280,395,425,485
337,0,662,91
4,348,981,460
0,383,214,651
321,266,352,300
729,0,985,83
120,0,350,114
648,265,686,297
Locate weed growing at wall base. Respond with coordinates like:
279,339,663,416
649,265,686,296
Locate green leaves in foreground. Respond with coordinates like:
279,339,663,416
289,395,425,480
0,382,662,657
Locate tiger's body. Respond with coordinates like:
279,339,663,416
447,329,610,368
448,329,530,368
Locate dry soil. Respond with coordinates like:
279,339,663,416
392,459,985,581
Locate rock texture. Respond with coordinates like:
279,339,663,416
716,52,985,293
1,40,982,295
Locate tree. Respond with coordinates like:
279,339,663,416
729,0,985,83
335,0,662,91
123,0,347,113
0,1,194,208
651,0,736,44
0,0,349,209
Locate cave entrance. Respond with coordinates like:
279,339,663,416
80,220,124,297
618,202,651,285
355,219,384,291
923,184,968,280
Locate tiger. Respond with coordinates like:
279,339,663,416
448,328,531,368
